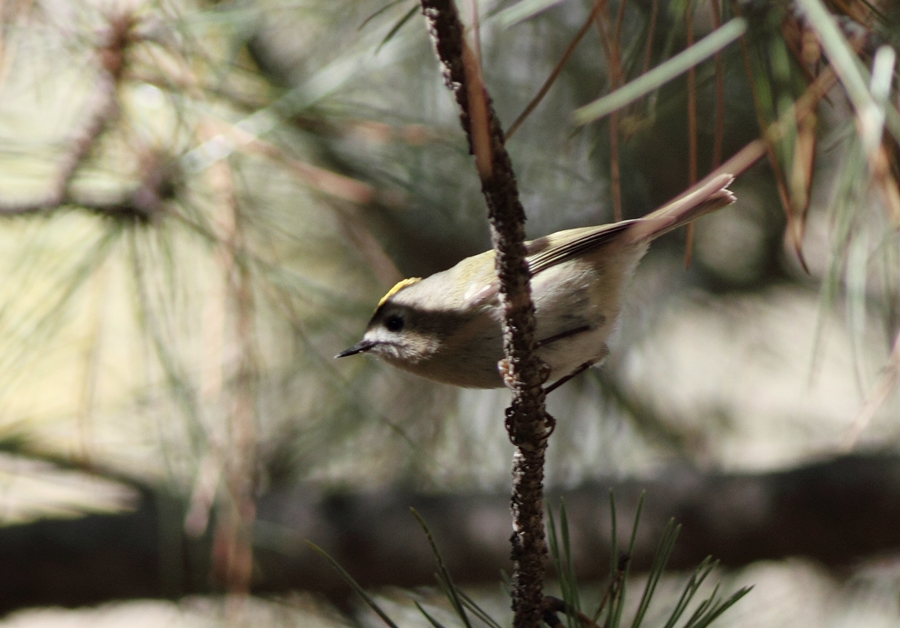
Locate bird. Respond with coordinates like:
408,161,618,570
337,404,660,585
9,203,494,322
337,174,736,390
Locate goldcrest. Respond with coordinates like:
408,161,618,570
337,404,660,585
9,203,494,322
337,174,736,389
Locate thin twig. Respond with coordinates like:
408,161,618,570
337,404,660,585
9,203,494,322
0,13,174,221
609,0,628,222
710,0,724,168
738,32,808,270
642,0,658,76
419,2,553,626
543,596,601,627
596,0,623,221
0,14,132,215
843,328,900,448
684,0,697,267
506,0,604,141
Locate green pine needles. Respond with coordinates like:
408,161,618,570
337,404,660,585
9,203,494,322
311,492,751,628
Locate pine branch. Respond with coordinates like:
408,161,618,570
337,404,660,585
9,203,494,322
418,2,554,625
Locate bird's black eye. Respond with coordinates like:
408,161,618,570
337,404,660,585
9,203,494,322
385,314,404,332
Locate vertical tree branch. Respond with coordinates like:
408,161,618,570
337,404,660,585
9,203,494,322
419,2,554,625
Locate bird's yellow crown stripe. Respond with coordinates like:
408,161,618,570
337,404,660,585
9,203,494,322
377,277,422,308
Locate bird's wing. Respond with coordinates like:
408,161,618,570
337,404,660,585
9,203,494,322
526,222,636,276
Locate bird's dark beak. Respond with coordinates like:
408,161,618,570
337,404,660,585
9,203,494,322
335,339,375,358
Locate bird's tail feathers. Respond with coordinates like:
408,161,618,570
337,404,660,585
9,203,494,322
626,173,736,243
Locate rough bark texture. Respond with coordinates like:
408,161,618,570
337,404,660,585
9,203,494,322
419,2,553,625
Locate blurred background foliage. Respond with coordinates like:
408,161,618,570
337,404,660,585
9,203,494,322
0,0,899,625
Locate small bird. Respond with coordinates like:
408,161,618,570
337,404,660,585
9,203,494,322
337,174,736,390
